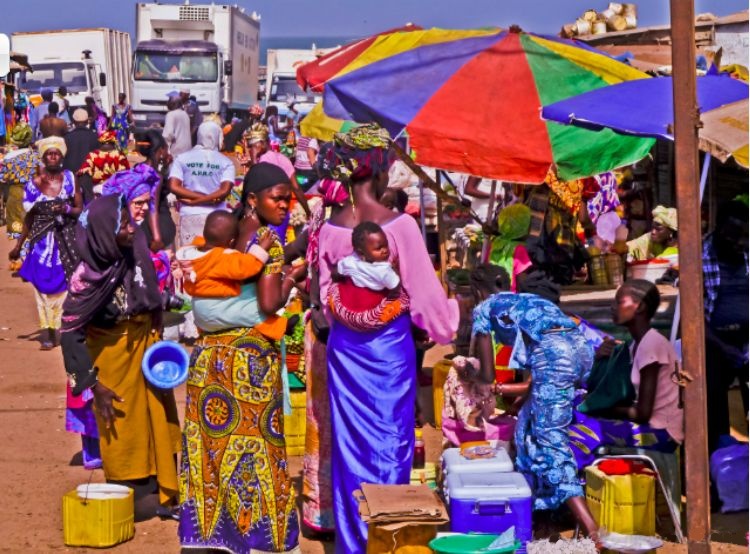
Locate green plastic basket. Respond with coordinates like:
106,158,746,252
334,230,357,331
429,534,520,553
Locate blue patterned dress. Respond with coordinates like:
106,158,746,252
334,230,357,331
473,293,594,510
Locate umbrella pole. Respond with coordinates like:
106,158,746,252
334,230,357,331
480,181,498,263
390,141,483,224
670,2,710,551
435,171,449,291
418,179,428,241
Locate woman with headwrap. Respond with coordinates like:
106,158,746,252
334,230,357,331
10,136,82,350
472,292,600,541
76,130,130,203
60,194,179,519
0,123,37,243
489,203,533,292
178,162,304,553
627,205,679,261
316,125,458,554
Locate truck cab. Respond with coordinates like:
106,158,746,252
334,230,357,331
266,72,319,120
17,57,106,109
131,39,223,129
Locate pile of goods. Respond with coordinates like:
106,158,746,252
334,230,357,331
561,3,638,38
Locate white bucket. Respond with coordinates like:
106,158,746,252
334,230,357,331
608,2,624,15
593,21,608,35
606,14,628,31
575,19,592,36
625,14,638,28
627,260,671,283
76,484,131,500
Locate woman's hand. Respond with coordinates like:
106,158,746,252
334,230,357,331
257,229,274,252
93,382,124,430
8,245,21,261
150,238,166,252
595,338,619,360
286,262,308,283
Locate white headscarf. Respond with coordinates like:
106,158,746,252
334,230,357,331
196,121,222,151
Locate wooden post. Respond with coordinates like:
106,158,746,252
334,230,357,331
390,140,483,224
670,1,711,552
435,172,449,292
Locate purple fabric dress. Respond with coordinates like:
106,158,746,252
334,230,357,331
318,215,458,553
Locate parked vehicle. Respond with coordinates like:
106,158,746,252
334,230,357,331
132,2,260,129
265,47,333,120
12,28,132,110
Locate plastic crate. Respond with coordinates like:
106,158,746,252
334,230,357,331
284,390,307,457
585,465,655,536
62,486,134,547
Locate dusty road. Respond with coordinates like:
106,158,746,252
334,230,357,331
0,234,746,553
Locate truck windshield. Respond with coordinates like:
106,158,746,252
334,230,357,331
270,76,318,103
19,62,88,93
134,51,218,82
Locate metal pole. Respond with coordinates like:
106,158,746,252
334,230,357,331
670,1,711,552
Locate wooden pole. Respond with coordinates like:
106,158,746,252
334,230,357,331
435,171,449,291
390,140,483,224
670,1,711,551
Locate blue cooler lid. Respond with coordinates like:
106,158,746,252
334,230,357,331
442,447,514,474
446,471,532,500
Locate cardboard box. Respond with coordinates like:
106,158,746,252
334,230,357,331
356,484,449,554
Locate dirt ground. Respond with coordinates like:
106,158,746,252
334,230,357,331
0,234,746,553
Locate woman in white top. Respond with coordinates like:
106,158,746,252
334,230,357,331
168,121,236,247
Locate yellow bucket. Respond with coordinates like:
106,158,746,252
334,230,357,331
585,466,656,536
284,390,307,457
63,484,134,547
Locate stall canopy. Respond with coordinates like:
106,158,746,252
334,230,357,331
320,26,655,183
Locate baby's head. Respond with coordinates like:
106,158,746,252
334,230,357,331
352,221,390,263
203,211,239,249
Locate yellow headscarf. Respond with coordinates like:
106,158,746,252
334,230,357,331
37,136,67,157
652,205,678,231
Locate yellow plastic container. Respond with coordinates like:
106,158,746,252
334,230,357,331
284,390,307,456
410,462,437,490
62,485,134,547
585,466,656,536
432,359,452,429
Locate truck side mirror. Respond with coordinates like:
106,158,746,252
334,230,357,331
224,60,233,76
99,73,106,87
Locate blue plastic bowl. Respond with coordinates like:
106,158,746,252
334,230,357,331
142,341,189,389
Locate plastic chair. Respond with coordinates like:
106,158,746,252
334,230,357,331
592,447,684,543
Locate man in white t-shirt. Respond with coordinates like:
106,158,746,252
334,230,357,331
168,121,236,247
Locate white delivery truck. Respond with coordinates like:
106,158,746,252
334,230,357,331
132,2,260,129
265,48,331,120
12,28,132,111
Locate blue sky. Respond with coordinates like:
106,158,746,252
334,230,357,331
0,0,746,40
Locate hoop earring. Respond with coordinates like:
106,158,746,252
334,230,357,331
244,203,257,219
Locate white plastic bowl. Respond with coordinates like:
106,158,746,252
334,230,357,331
627,259,670,283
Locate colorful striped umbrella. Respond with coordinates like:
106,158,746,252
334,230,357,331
299,102,358,142
322,27,655,183
296,24,422,93
542,75,749,168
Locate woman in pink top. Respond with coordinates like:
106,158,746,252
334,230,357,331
316,126,458,554
571,279,684,467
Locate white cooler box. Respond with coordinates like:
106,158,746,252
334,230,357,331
445,471,533,554
441,446,514,476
